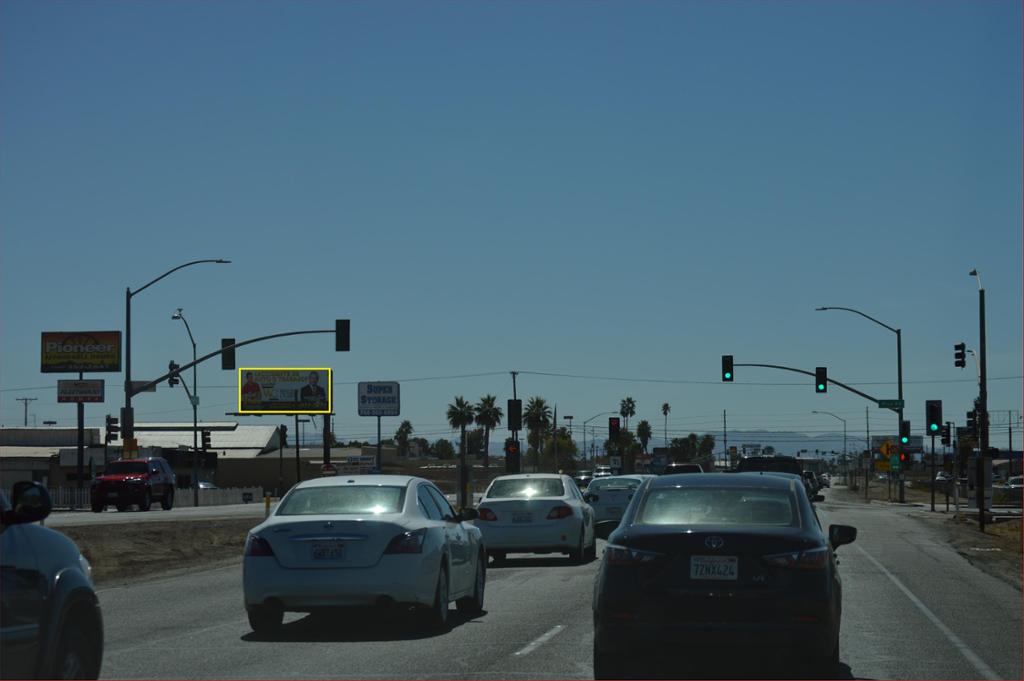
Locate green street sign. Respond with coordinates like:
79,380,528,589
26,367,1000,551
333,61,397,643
878,399,904,409
890,454,901,472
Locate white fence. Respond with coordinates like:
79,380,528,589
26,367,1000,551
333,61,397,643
3,486,265,510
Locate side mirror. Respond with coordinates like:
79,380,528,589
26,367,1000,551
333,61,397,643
459,508,479,522
812,494,825,503
595,520,619,541
829,524,857,549
3,481,52,525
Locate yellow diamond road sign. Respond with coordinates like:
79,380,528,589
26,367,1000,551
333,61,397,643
879,441,892,457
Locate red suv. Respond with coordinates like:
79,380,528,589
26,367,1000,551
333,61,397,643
90,457,176,512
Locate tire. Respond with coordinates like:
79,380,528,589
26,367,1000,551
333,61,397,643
90,502,104,513
247,606,284,635
594,651,627,680
161,488,174,510
584,530,598,562
569,530,585,564
138,490,151,512
422,565,449,633
51,617,101,679
115,503,128,512
456,554,485,616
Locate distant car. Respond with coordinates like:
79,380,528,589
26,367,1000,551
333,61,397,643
997,476,1022,505
592,473,856,679
935,471,953,483
90,457,176,512
584,475,651,527
243,475,485,634
593,465,613,478
1,481,104,679
802,471,821,495
198,481,220,490
573,474,594,490
662,463,703,475
818,474,830,488
476,474,597,564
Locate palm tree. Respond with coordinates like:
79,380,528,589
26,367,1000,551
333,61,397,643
446,396,476,507
474,395,503,469
523,397,552,471
619,397,637,432
636,420,652,454
661,402,671,449
394,420,414,457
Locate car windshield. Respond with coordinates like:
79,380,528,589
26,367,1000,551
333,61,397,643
637,487,798,527
587,477,643,492
487,479,565,498
277,486,406,515
106,462,148,475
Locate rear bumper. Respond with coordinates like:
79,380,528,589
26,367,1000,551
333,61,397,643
477,519,581,552
90,485,150,504
595,617,836,657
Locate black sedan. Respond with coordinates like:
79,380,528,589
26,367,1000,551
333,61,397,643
592,473,856,679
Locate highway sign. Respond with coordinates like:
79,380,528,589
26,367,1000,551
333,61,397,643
358,381,401,417
890,454,901,472
878,399,904,409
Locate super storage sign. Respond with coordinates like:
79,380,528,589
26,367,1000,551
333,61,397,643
41,331,121,373
358,382,400,417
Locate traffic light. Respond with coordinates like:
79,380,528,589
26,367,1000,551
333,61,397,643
336,319,350,352
221,338,236,370
505,439,521,473
966,410,977,436
104,415,120,444
722,355,734,382
201,429,212,451
815,367,827,393
168,361,180,387
279,424,288,447
925,400,942,435
899,451,907,463
941,423,951,446
608,417,621,441
900,420,910,445
507,399,522,431
953,343,966,369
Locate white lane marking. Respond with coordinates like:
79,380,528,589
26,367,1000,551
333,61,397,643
854,544,1001,680
513,624,565,657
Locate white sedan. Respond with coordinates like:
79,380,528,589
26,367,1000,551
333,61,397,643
243,475,485,634
583,474,651,524
475,474,596,564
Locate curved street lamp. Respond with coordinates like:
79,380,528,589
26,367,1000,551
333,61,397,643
582,411,618,465
812,410,847,484
172,308,201,506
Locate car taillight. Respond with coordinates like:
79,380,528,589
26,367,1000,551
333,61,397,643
477,507,497,521
547,505,573,520
762,546,829,570
245,535,275,557
384,528,427,554
605,543,663,565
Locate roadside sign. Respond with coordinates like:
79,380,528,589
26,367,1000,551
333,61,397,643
879,441,891,457
238,368,332,415
874,459,891,472
57,379,105,403
890,454,901,472
878,399,904,409
41,331,122,373
609,456,622,468
357,381,401,417
321,462,338,477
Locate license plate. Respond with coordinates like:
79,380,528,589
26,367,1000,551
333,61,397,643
311,542,345,560
690,555,738,580
512,512,532,523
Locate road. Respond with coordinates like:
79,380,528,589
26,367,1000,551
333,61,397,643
96,488,1021,679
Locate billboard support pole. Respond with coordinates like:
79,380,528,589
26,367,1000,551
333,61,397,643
77,371,85,494
323,412,331,466
295,414,301,484
377,416,382,472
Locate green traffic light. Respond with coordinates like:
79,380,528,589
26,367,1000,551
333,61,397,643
724,372,732,380
901,436,909,444
817,384,825,391
930,423,938,432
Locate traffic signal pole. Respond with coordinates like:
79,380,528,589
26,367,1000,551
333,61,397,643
977,287,988,531
896,329,905,503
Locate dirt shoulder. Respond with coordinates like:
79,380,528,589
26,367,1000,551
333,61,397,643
60,517,261,587
831,485,1022,591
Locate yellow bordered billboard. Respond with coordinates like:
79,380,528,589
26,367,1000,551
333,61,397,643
238,368,332,415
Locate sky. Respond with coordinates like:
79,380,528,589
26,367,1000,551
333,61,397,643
1,0,1021,453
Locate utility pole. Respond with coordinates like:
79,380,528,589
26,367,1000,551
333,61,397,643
723,410,728,471
865,406,871,501
971,269,988,531
17,397,37,426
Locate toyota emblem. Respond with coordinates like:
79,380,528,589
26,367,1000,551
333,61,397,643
705,536,725,549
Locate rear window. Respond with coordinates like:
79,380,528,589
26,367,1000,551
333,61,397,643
487,478,565,499
106,461,148,474
277,485,406,515
637,487,797,527
587,477,643,492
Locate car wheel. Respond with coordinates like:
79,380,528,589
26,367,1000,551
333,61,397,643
584,531,598,561
161,488,174,510
138,490,151,512
51,617,101,679
456,553,485,616
115,503,128,512
594,651,627,680
90,502,104,513
422,564,449,633
569,530,585,564
247,606,283,635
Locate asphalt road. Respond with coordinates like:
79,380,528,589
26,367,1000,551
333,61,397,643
96,488,1021,680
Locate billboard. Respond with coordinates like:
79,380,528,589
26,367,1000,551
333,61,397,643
41,331,121,373
238,368,332,415
358,382,400,417
57,379,105,403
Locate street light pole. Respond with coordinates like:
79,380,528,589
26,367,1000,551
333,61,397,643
172,309,200,507
812,410,846,484
816,306,904,501
583,411,616,467
124,259,230,444
970,269,989,531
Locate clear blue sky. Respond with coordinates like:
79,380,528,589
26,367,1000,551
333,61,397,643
2,0,1021,450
